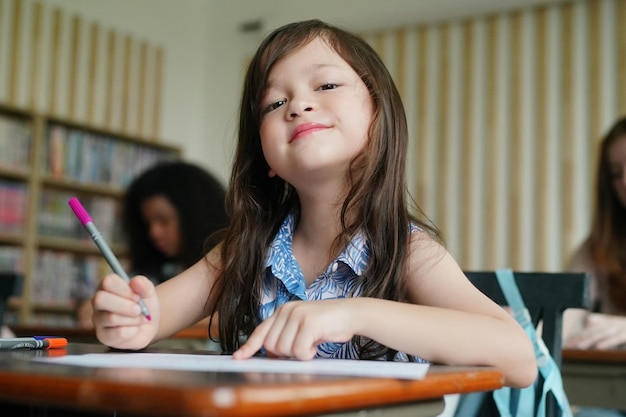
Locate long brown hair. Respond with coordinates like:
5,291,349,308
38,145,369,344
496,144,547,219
209,20,439,357
589,116,626,308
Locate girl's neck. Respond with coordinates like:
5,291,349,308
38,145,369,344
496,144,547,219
292,190,352,286
296,186,347,243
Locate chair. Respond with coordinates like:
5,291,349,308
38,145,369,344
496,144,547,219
0,272,22,329
455,271,591,417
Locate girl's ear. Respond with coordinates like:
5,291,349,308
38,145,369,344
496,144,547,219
268,168,277,177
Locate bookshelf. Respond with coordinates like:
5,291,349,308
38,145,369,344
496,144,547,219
0,102,180,325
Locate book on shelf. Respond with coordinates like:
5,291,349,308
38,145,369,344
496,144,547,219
0,246,23,273
0,114,31,174
37,189,123,245
0,180,27,235
44,123,176,188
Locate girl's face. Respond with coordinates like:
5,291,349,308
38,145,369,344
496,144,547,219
141,195,181,258
608,135,626,207
259,37,373,190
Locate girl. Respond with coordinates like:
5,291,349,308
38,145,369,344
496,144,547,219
563,118,626,417
565,116,626,350
92,19,535,388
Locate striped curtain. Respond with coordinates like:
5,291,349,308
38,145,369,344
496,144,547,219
362,0,624,272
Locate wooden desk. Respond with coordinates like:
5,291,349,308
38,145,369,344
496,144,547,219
0,343,504,417
562,348,626,410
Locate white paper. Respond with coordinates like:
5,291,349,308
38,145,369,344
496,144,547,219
35,353,429,380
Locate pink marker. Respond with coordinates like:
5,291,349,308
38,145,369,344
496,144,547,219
68,197,151,321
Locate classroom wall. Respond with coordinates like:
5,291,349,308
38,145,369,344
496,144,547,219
0,0,617,272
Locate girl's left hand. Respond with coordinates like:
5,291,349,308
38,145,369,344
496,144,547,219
565,313,626,349
233,299,358,360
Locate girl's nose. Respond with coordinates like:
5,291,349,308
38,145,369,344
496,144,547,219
287,98,314,119
289,107,313,118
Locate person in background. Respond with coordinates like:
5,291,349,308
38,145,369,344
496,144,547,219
89,19,535,389
564,117,626,417
121,160,229,284
77,160,229,329
565,116,626,349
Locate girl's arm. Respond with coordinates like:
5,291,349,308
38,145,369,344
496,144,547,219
153,247,221,340
92,245,221,350
350,232,536,388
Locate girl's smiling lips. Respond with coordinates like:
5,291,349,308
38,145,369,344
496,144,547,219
290,122,329,142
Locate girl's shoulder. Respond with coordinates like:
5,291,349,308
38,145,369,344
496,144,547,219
406,228,449,269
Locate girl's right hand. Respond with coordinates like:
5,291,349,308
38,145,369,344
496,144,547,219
92,273,160,350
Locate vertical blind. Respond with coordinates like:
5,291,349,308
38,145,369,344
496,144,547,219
363,0,624,272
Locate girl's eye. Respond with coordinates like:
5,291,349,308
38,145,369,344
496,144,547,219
319,83,338,90
264,99,286,114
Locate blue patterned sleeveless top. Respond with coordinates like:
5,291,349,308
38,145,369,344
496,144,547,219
259,212,426,362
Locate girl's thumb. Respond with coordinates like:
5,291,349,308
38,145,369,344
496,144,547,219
129,275,156,299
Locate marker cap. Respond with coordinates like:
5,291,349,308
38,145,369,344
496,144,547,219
68,197,92,226
45,338,68,349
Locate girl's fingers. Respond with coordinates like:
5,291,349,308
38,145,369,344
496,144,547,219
594,336,618,350
94,275,156,327
590,327,625,350
577,320,622,349
291,326,317,360
233,317,273,360
100,274,135,296
92,290,142,317
580,331,607,349
93,309,145,328
263,307,297,355
99,274,155,302
96,324,143,346
273,318,302,357
234,300,349,360
91,275,158,351
260,304,313,358
234,300,352,360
